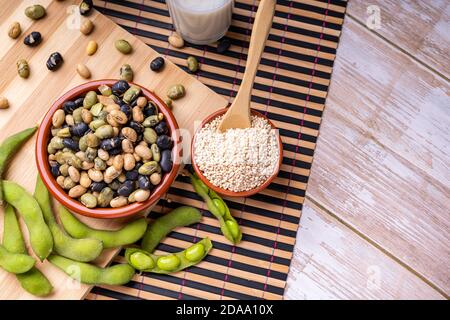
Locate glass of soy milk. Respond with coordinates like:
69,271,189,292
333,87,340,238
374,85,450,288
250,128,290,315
167,0,234,45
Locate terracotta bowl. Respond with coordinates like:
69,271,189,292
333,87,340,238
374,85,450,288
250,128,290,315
191,108,283,197
36,80,181,219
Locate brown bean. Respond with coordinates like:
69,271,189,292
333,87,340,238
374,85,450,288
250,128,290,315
132,106,144,122
134,189,151,202
76,63,91,79
109,109,128,124
97,149,110,161
68,166,80,183
86,40,98,56
123,153,136,171
65,114,75,126
135,145,152,160
106,114,119,127
136,97,147,108
118,173,126,183
113,155,124,171
68,185,87,198
81,108,93,123
110,196,128,208
88,169,103,182
121,127,137,142
56,176,65,188
52,109,65,128
81,161,94,170
133,153,141,162
80,18,94,35
121,139,134,153
79,171,92,188
104,166,120,183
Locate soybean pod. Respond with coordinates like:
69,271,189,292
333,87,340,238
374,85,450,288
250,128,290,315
2,180,53,261
0,127,37,205
0,244,35,274
2,205,53,296
141,206,202,253
48,254,135,285
34,175,103,262
125,238,212,274
59,209,147,248
189,173,242,244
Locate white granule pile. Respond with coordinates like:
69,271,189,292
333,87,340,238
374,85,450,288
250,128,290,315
194,115,279,192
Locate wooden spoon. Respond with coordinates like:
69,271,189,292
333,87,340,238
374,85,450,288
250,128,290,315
218,0,276,132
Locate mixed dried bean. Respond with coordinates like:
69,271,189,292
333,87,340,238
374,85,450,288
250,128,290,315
47,81,175,208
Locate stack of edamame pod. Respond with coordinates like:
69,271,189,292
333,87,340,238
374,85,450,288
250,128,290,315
0,127,242,298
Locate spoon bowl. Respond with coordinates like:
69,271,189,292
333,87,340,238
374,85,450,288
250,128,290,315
191,108,283,197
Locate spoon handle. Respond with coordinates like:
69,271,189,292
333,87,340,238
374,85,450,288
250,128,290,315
234,0,276,105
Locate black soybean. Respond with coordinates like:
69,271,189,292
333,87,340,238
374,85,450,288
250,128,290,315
63,101,77,114
62,138,79,151
156,135,172,150
160,149,173,173
143,104,157,117
50,163,60,178
70,122,89,136
217,38,231,54
23,32,42,47
117,181,135,197
46,52,64,71
129,121,144,134
154,121,168,135
125,170,139,181
79,0,93,15
120,104,132,119
108,147,122,156
91,182,107,192
111,80,129,96
138,175,151,190
150,57,165,72
74,97,84,107
100,137,121,151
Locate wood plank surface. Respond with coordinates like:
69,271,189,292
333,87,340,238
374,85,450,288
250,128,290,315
0,0,227,300
305,18,450,296
347,0,450,79
284,199,445,300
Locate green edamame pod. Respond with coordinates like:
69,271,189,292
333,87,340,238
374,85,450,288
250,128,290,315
0,126,37,205
0,244,35,274
141,206,202,253
189,173,242,244
34,175,103,262
48,254,135,285
2,205,26,254
2,180,53,261
125,238,212,274
59,209,147,248
2,205,53,297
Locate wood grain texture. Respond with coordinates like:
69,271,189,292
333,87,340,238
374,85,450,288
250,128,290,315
0,0,227,300
284,199,445,300
306,18,450,295
347,0,450,78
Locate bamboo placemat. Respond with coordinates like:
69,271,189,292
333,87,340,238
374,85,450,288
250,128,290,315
87,0,347,300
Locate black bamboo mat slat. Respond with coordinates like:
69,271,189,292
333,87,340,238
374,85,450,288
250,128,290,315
87,0,347,300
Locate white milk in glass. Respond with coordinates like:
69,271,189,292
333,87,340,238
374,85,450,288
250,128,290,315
167,0,234,44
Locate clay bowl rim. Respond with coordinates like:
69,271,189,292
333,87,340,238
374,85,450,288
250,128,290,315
36,79,181,219
191,108,283,197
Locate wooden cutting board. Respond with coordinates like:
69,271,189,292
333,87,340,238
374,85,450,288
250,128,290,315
0,0,227,300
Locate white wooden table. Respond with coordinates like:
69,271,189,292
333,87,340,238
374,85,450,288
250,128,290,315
284,0,449,300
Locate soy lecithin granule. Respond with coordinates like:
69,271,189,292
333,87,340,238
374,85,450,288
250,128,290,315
194,115,279,192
